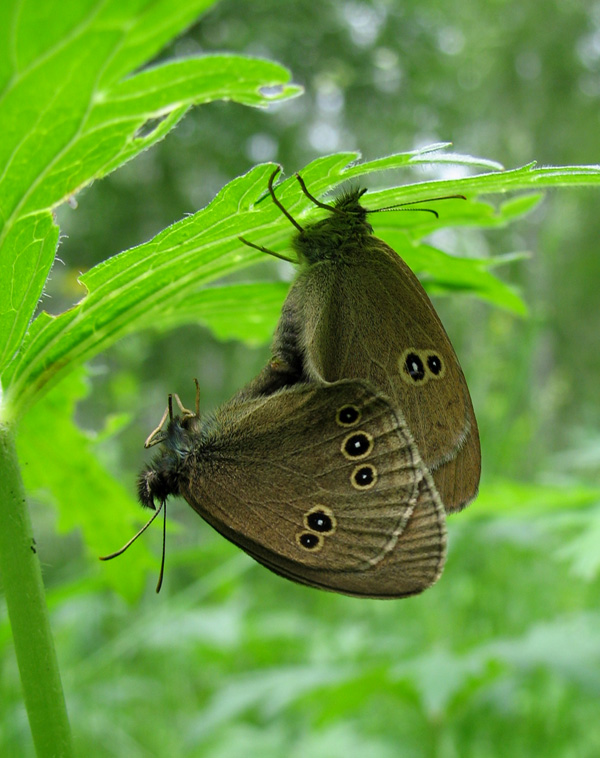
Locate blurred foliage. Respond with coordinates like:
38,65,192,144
2,0,600,756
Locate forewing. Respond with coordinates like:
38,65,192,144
286,242,481,512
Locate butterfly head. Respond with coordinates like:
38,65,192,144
293,188,374,265
138,411,198,510
101,399,200,590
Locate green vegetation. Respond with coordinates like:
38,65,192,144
1,0,600,756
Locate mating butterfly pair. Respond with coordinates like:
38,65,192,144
107,168,480,598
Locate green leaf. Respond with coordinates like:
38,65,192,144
0,1,301,407
380,233,527,315
342,143,506,175
375,193,545,239
0,214,58,369
152,282,290,345
1,0,301,218
2,163,283,418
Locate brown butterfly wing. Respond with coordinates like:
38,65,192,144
272,239,480,513
178,380,446,597
255,469,446,598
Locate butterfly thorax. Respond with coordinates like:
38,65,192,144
293,190,374,265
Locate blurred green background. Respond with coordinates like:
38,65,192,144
5,0,600,756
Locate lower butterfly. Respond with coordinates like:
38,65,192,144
103,379,446,598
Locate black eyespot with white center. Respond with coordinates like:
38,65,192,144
336,404,361,427
399,348,446,384
298,532,321,550
306,510,333,533
404,352,425,382
427,353,443,375
342,431,373,460
303,505,337,535
351,464,378,490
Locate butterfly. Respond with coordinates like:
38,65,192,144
240,168,480,513
132,379,446,598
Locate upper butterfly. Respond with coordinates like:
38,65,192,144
240,168,481,513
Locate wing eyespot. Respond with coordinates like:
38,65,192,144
341,431,373,460
336,404,361,427
351,464,378,490
402,351,426,382
399,348,445,385
297,532,323,551
424,350,445,379
304,505,336,533
297,505,337,551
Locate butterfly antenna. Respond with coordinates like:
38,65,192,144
265,166,304,232
172,391,196,422
193,377,200,417
238,166,297,262
370,194,468,219
144,404,170,448
155,496,168,593
295,173,345,216
238,236,295,263
99,500,165,561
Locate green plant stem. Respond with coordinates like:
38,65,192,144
0,424,74,758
